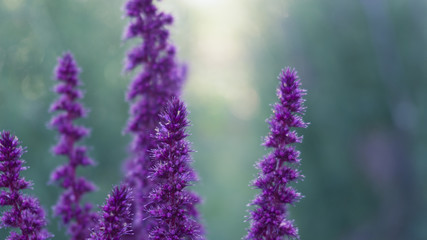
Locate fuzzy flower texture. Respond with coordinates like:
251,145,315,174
49,52,97,239
0,131,52,240
147,98,204,239
90,185,133,240
123,0,187,237
247,68,308,240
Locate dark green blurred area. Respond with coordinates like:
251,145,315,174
0,0,426,239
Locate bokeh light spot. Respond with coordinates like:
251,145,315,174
21,76,46,100
3,0,23,11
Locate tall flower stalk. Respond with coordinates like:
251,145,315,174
49,52,97,240
0,131,52,240
123,0,186,237
147,98,204,239
247,67,308,239
90,185,133,240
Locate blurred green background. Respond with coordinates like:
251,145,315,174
0,0,426,239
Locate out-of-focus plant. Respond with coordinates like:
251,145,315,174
49,52,98,240
246,68,307,240
122,0,186,237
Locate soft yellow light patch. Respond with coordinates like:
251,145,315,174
21,76,46,100
182,0,258,121
3,0,23,11
230,87,260,120
182,0,220,8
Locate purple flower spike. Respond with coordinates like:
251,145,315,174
90,185,133,240
147,98,204,240
49,52,98,240
123,0,186,237
0,131,52,240
247,67,308,240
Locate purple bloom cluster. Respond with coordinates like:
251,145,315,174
90,185,133,240
147,98,204,240
1,2,311,239
247,68,308,240
0,131,52,240
49,52,98,240
123,0,187,237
